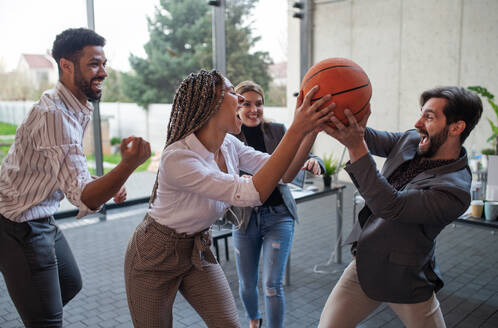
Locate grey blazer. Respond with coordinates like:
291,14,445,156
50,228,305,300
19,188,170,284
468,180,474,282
344,128,471,303
225,122,324,233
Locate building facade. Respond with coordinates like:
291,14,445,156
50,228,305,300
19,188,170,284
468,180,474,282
287,0,498,162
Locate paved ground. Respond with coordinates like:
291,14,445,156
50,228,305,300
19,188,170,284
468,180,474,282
1,184,497,327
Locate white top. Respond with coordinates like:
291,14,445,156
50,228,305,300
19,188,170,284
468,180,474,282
0,82,97,222
149,133,269,234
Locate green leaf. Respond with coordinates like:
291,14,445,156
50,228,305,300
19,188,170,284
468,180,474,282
468,85,498,148
0,122,18,135
488,118,498,133
488,98,498,117
468,85,495,100
322,153,344,176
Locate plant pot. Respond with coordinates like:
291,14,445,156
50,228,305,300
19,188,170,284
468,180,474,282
323,175,331,188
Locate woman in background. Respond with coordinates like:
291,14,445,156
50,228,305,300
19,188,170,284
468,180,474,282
229,81,324,328
124,70,334,328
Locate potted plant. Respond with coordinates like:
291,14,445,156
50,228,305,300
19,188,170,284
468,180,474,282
468,86,498,155
322,153,343,187
482,148,497,157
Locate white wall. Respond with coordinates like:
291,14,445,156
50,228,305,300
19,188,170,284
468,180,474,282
288,0,498,170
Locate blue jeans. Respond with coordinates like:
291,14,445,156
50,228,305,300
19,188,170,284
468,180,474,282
233,204,294,328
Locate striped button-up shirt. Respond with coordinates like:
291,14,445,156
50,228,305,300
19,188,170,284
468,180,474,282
0,82,97,222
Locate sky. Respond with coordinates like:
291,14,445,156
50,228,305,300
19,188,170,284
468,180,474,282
0,0,288,72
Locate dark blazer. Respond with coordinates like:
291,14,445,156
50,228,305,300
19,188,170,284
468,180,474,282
344,128,471,303
226,122,324,233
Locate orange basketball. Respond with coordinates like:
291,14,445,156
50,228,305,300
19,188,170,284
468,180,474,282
300,57,372,126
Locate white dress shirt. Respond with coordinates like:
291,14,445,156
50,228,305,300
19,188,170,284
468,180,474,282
149,133,269,234
0,82,97,222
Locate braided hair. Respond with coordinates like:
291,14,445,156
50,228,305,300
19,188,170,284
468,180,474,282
166,69,225,147
149,69,225,205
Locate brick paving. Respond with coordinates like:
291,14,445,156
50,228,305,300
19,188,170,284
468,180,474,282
1,184,497,327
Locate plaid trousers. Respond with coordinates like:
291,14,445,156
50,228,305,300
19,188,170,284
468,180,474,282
124,214,240,328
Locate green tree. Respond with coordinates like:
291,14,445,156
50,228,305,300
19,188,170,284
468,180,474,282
123,0,212,107
0,69,34,101
197,0,272,91
30,78,54,101
0,59,7,100
266,83,286,106
123,0,271,107
102,67,131,103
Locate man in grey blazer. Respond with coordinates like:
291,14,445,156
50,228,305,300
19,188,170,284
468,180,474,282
318,86,483,327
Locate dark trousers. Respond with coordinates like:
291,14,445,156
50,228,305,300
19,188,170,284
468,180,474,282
0,214,82,328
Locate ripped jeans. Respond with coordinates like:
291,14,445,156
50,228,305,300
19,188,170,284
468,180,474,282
233,204,294,328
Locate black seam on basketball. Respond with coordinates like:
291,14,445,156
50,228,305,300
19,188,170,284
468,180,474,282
330,83,369,96
327,94,371,125
338,95,372,124
310,82,370,102
351,99,371,116
302,65,364,87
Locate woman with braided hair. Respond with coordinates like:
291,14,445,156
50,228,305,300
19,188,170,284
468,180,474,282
124,69,335,328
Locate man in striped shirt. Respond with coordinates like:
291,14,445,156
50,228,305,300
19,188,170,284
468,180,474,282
0,28,151,327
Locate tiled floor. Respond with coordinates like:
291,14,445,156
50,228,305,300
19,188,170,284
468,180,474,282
1,184,497,327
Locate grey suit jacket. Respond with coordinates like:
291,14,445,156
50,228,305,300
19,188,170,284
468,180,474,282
344,128,471,303
225,122,324,233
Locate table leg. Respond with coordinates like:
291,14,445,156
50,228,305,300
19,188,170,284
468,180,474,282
214,239,220,262
224,236,229,261
334,189,343,264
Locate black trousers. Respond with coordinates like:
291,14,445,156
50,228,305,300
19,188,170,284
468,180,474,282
0,214,82,328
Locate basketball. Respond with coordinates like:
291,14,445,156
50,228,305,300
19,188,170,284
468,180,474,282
300,57,372,126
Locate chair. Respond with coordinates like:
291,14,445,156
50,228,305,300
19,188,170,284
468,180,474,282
211,220,233,262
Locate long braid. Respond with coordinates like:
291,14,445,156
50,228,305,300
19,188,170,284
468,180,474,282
149,69,226,206
167,69,224,147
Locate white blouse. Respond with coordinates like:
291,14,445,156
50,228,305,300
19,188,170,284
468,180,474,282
149,133,269,234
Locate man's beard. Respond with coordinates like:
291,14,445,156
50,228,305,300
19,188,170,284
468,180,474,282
417,125,449,158
74,65,103,101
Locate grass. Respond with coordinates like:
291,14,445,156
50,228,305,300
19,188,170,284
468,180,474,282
0,144,12,163
0,132,152,176
0,148,151,175
88,153,122,164
0,122,18,135
86,153,151,175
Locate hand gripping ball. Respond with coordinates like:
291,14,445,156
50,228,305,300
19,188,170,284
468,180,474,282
300,57,372,126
